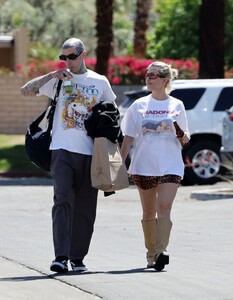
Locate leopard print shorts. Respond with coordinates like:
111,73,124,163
130,174,182,190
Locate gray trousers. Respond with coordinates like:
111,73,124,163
50,149,98,261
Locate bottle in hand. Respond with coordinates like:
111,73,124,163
173,121,190,149
63,79,73,94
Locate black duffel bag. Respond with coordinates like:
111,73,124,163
25,79,62,172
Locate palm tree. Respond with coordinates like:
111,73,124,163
133,0,152,58
95,0,114,76
199,0,225,78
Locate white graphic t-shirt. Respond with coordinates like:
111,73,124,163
37,69,116,155
121,94,189,177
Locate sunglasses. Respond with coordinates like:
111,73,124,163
59,51,83,61
145,72,165,79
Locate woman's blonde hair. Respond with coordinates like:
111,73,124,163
147,61,178,93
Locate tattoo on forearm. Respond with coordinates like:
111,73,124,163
21,73,54,96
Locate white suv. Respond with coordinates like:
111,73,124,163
221,105,233,169
119,79,233,185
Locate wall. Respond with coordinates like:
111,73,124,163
0,77,142,134
0,77,48,134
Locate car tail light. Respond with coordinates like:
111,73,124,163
228,113,233,121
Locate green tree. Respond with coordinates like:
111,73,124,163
147,0,201,60
1,0,138,59
147,0,233,71
2,0,233,72
1,0,96,57
113,0,136,56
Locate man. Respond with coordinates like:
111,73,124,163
21,38,117,273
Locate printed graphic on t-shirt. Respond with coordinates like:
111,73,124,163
140,108,180,140
61,84,97,130
142,119,173,134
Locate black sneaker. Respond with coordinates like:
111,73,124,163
50,256,68,273
70,259,87,272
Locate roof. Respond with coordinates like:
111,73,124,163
0,35,14,48
172,79,233,87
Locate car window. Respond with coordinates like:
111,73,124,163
170,88,206,110
121,91,150,108
213,87,233,111
120,96,136,108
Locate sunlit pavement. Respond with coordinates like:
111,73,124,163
0,180,233,300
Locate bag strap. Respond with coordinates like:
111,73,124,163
50,79,63,107
47,79,63,120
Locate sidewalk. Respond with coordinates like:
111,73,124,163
0,180,233,299
0,257,99,300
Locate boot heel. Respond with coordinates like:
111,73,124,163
154,252,169,271
162,251,169,264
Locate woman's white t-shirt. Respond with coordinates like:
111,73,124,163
121,94,189,177
37,69,116,155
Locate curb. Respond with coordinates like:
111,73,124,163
191,188,233,200
0,177,53,186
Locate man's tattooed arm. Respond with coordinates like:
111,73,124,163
20,72,56,96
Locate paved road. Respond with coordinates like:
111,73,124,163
0,180,233,300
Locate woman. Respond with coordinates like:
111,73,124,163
120,61,190,271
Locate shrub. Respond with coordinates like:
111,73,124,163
5,56,232,85
85,57,199,84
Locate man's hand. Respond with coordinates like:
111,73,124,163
21,69,73,96
52,69,73,80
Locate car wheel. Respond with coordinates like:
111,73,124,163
182,141,222,185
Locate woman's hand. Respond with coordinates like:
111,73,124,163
120,135,135,161
182,131,190,144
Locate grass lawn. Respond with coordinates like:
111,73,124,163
0,134,48,177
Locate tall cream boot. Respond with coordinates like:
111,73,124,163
141,219,157,268
154,218,172,271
